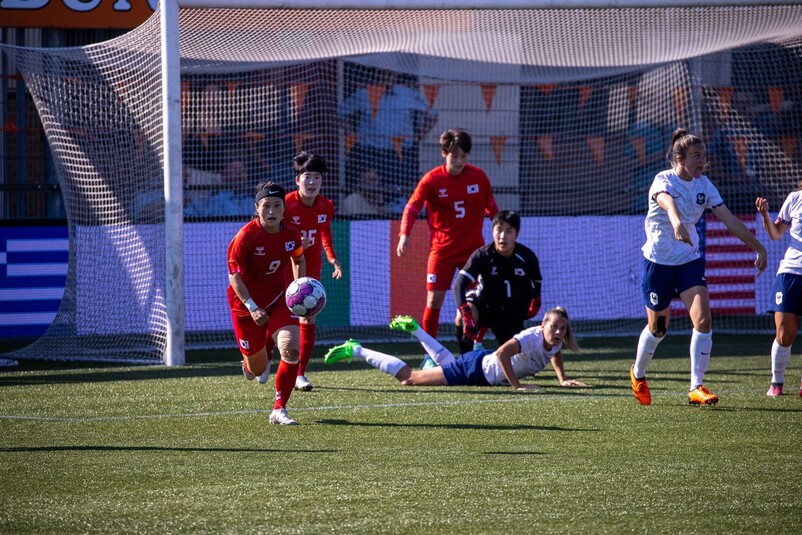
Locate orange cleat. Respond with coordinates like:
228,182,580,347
688,385,719,405
630,366,651,405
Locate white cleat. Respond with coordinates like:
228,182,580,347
295,374,314,391
269,408,298,425
256,361,271,385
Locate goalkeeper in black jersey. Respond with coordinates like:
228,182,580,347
453,210,542,354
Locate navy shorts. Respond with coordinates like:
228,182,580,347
442,350,492,386
641,257,706,311
768,272,802,315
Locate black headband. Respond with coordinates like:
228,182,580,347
254,184,286,204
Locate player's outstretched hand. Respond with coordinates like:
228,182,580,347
516,384,541,392
560,378,589,387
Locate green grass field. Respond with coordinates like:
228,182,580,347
1,334,800,534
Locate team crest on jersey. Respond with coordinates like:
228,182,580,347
318,214,327,223
285,241,296,251
467,184,479,194
515,268,525,277
649,292,659,306
291,215,301,225
490,266,498,275
776,291,784,305
427,273,437,283
239,339,249,350
254,246,265,256
438,188,448,198
696,193,706,205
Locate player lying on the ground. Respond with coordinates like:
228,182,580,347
324,307,588,390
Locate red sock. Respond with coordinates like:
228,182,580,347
273,359,299,410
298,323,316,376
422,306,440,338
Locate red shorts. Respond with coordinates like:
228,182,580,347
230,299,299,356
426,254,467,292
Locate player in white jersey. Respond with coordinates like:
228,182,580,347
630,128,767,406
756,192,802,398
324,307,588,390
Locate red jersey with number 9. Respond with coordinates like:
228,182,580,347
227,219,304,316
400,163,498,263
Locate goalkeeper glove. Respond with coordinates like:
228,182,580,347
459,303,479,342
527,296,542,319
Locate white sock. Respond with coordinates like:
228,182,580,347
411,326,456,366
770,339,792,385
354,345,408,378
690,329,713,390
633,326,663,378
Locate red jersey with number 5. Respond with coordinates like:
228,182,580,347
284,191,337,279
227,219,303,316
400,163,498,263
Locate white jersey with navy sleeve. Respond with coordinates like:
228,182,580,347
775,190,802,276
481,325,561,386
641,170,724,266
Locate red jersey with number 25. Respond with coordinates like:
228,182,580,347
227,219,304,316
284,191,336,279
400,163,498,263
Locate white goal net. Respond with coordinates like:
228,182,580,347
2,2,802,362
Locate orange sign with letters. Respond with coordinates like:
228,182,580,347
2,0,156,29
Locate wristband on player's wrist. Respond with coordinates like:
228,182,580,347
244,299,259,313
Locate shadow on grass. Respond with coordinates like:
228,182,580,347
316,418,599,432
0,445,336,454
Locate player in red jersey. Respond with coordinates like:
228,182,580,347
397,129,499,355
284,152,343,392
227,181,306,425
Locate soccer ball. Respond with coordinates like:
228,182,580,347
285,277,327,317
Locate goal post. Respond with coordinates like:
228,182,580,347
2,0,802,364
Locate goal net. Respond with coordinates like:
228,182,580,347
2,2,802,362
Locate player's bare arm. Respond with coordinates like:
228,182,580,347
755,197,789,241
495,338,533,390
292,254,307,279
549,351,588,387
656,193,692,245
229,272,268,326
397,234,410,257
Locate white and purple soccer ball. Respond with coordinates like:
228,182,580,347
285,277,327,318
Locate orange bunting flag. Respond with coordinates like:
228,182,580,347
537,135,554,161
391,136,405,161
2,116,20,133
768,87,784,115
672,87,687,122
224,81,240,94
537,84,558,95
423,84,441,110
718,87,735,120
733,136,749,170
577,86,593,114
780,136,796,160
630,136,647,166
243,131,265,143
628,85,639,111
292,133,313,153
490,136,507,165
290,83,309,114
181,81,191,113
481,84,497,112
344,134,359,156
367,84,385,119
587,136,605,166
